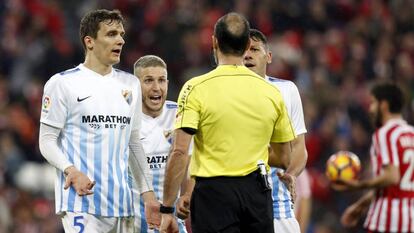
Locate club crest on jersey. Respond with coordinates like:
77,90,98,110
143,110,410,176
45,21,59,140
122,90,132,105
164,130,173,144
42,95,51,113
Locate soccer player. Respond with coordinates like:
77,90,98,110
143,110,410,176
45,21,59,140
244,28,309,233
132,55,189,233
160,12,295,233
39,9,157,232
333,83,414,233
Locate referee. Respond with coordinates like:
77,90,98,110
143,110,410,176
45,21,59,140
159,12,296,233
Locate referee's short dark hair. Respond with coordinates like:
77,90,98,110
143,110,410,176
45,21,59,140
371,83,404,113
214,12,250,56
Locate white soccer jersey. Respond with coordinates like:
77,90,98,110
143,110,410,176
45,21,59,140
266,76,307,219
40,64,142,217
132,101,187,233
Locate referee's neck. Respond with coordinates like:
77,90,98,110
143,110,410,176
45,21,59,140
217,55,244,66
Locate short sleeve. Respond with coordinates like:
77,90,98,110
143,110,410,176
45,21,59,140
288,83,307,135
132,80,142,131
40,76,68,129
175,81,201,131
271,96,296,143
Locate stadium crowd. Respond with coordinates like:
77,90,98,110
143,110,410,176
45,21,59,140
0,0,413,232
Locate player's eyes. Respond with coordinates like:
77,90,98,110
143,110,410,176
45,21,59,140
144,79,153,84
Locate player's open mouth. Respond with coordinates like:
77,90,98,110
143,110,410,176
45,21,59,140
149,96,162,104
245,63,255,68
112,49,121,55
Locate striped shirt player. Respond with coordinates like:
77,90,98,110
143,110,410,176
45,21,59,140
266,76,307,224
132,101,187,233
40,64,152,218
364,119,414,232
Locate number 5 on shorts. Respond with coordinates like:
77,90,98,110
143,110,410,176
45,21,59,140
74,216,85,233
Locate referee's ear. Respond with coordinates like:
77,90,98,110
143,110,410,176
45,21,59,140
212,36,218,51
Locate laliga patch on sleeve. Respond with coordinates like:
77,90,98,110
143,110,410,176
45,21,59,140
42,95,51,113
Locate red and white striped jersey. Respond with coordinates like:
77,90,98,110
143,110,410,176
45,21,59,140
364,119,414,232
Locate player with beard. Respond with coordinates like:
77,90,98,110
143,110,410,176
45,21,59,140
333,83,414,233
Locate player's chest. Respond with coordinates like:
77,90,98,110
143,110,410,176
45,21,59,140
68,79,136,115
140,121,174,169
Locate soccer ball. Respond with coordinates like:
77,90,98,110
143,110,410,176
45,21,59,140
326,151,361,182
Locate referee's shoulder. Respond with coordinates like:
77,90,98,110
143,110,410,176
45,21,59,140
185,72,211,85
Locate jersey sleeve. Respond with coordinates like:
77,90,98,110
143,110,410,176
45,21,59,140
271,94,296,143
132,80,143,131
175,81,201,131
40,76,68,129
288,83,307,135
376,128,400,166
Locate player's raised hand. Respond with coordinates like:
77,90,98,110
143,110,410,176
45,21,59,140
64,166,95,196
277,171,296,202
341,203,363,227
160,214,179,233
176,194,191,220
144,200,161,229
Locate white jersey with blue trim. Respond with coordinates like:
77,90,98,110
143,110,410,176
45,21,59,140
40,64,141,217
132,101,187,233
266,76,307,219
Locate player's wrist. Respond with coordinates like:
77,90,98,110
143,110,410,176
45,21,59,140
284,171,296,180
160,204,175,214
64,165,76,176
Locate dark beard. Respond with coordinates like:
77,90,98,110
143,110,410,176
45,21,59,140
374,108,382,128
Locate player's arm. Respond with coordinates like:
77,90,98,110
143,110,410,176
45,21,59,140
269,141,296,199
333,164,399,191
359,164,400,188
176,158,194,220
160,129,192,233
163,129,192,207
272,133,308,201
129,129,160,228
283,83,308,177
129,129,154,194
39,123,95,195
286,134,307,176
268,141,292,168
270,134,307,174
296,195,311,233
341,190,374,227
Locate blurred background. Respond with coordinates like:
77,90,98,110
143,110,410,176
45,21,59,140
0,0,413,232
